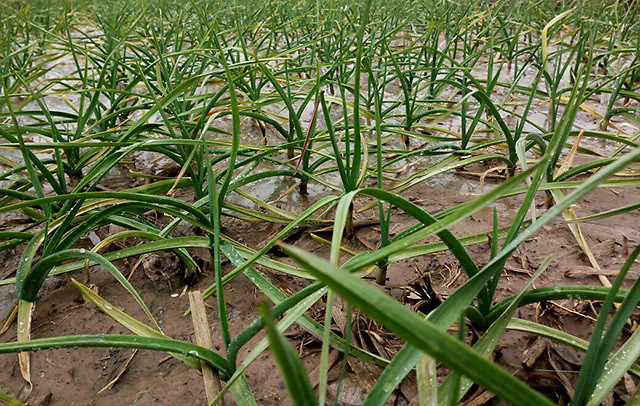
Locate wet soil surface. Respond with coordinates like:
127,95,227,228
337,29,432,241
1,160,639,406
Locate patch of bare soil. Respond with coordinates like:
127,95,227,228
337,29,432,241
1,165,639,405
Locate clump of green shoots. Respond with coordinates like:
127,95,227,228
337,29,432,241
0,0,639,405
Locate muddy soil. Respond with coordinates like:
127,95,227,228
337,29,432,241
1,157,639,406
1,32,639,404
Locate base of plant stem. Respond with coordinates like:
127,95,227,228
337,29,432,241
376,263,388,286
345,202,354,239
208,251,215,272
255,117,267,144
402,133,410,149
68,172,83,188
545,190,554,209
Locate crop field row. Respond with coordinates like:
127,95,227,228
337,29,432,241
0,0,639,404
